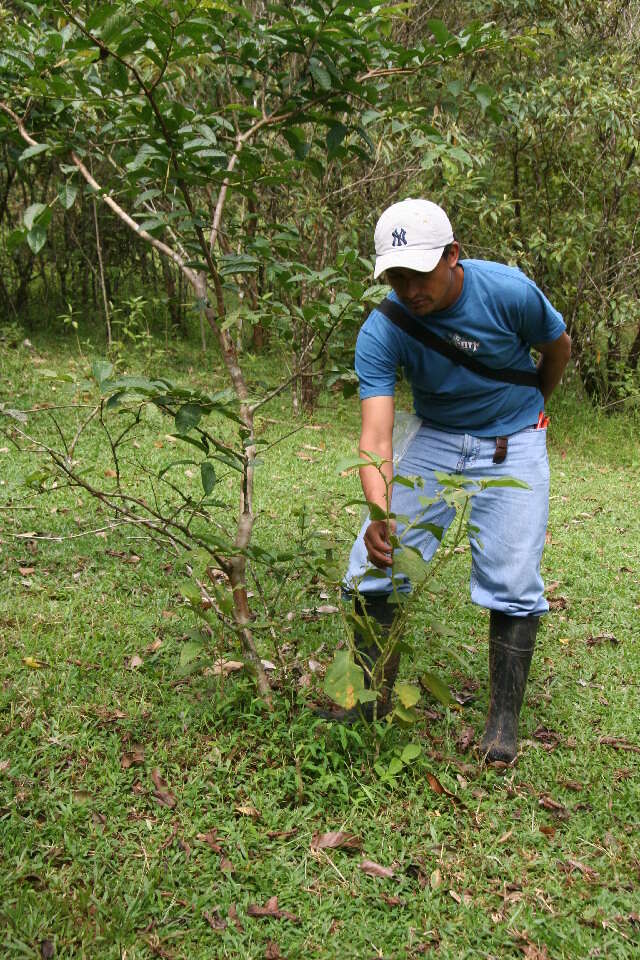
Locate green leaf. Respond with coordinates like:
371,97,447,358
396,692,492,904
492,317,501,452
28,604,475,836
86,3,118,30
401,742,422,763
326,123,348,154
413,521,444,540
283,127,309,160
180,581,202,605
336,456,372,474
23,469,50,487
23,203,47,230
423,615,455,638
309,58,332,91
357,688,378,704
362,283,391,301
434,471,472,488
481,477,530,490
171,433,208,454
175,402,203,432
179,641,203,668
427,18,451,44
59,182,78,210
19,143,49,162
323,650,364,710
367,502,388,522
386,756,404,776
395,682,421,709
27,225,47,254
200,460,216,495
6,228,26,253
420,671,458,709
394,475,418,489
393,704,419,725
92,360,114,385
392,547,425,581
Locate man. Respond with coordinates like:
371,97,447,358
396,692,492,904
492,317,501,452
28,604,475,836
340,198,571,763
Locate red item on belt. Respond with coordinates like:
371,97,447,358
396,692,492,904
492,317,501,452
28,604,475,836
536,411,549,430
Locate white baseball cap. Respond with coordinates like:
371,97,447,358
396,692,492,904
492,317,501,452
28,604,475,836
373,198,454,279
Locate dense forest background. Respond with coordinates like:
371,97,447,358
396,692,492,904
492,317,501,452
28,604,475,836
1,0,639,411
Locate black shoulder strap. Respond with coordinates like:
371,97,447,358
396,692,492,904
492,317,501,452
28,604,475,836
376,297,540,389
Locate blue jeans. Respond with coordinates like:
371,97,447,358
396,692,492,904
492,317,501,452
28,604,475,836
343,423,550,616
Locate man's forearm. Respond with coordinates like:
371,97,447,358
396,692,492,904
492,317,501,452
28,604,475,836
536,332,572,403
359,431,393,513
359,457,393,514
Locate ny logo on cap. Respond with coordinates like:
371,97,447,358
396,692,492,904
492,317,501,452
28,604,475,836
391,227,407,247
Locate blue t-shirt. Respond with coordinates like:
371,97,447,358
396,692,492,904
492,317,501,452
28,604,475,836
355,259,566,437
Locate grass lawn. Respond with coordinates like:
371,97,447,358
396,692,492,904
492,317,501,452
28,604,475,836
1,330,639,960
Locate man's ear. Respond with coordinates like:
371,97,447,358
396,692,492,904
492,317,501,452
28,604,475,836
446,241,460,267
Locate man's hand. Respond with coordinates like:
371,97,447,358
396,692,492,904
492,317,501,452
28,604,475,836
364,518,397,569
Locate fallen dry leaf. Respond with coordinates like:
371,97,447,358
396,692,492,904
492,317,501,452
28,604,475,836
599,736,640,754
548,595,568,610
146,639,163,653
121,744,145,769
104,468,117,478
219,856,234,872
247,896,299,923
93,706,127,723
430,868,442,889
0,759,10,773
426,772,455,797
559,779,583,792
235,804,261,818
380,893,404,906
40,941,54,959
159,822,179,851
128,654,144,670
23,656,46,670
455,726,475,752
521,944,551,960
359,859,395,879
310,831,362,852
267,829,298,840
209,659,244,676
265,942,283,959
559,858,599,881
18,566,35,575
533,726,562,747
586,632,618,646
203,910,226,931
197,830,223,853
539,826,556,838
150,768,177,809
228,904,244,932
538,794,569,819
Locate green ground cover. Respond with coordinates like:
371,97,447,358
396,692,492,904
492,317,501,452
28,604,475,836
1,332,639,960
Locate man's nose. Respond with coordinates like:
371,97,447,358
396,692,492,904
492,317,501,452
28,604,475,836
406,276,422,297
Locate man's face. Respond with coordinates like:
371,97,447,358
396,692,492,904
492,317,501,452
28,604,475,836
385,243,461,317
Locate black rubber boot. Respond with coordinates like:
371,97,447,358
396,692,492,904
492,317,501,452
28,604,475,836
319,594,400,723
479,611,538,763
